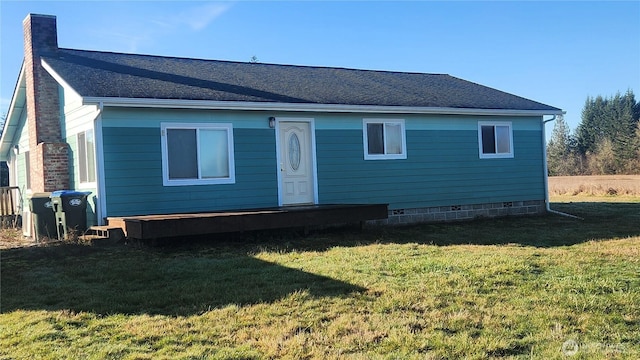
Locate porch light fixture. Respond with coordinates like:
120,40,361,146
268,117,276,128
13,145,19,155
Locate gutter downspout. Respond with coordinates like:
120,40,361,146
542,115,583,220
93,102,107,225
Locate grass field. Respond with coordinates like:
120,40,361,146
549,175,640,197
1,196,639,359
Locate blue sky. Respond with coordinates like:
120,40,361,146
1,1,638,137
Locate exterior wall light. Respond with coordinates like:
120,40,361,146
269,117,276,128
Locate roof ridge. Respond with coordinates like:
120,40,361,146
56,47,450,77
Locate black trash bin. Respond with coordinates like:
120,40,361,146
50,190,91,240
29,192,56,242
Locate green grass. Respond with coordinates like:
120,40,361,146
1,198,639,359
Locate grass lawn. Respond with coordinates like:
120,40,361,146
1,197,638,359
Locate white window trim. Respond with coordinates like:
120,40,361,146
161,122,236,186
77,129,97,188
478,121,514,159
362,118,407,160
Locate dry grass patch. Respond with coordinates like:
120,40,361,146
549,175,640,197
0,228,35,250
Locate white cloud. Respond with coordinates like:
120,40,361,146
88,3,233,53
176,3,232,31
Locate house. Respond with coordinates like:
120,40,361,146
1,14,563,238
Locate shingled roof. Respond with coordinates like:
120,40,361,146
42,48,561,112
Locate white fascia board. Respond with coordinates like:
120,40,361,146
82,97,564,117
41,59,82,100
0,66,27,161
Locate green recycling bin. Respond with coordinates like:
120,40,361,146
29,192,56,242
50,190,91,240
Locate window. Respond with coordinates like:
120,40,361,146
78,129,96,184
363,119,407,160
478,122,513,158
161,123,235,186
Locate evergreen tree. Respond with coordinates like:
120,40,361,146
610,91,639,170
547,115,578,175
627,121,640,173
587,138,617,175
576,90,640,174
577,96,607,154
0,112,6,138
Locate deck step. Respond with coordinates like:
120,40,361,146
85,226,125,244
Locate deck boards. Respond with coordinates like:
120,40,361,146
107,204,388,240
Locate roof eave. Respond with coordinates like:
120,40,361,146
0,65,27,161
82,97,564,117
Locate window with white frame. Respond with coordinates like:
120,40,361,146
78,129,96,184
478,122,513,158
363,119,407,160
161,123,235,186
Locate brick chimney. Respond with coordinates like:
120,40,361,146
23,14,69,192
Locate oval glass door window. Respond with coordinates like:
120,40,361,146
288,133,301,170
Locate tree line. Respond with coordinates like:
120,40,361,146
547,90,640,175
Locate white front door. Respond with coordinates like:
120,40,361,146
278,120,316,206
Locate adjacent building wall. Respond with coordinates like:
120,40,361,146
59,88,101,226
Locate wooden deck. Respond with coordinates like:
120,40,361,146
106,204,388,240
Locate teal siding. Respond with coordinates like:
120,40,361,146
99,109,545,216
103,127,277,216
316,128,544,209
